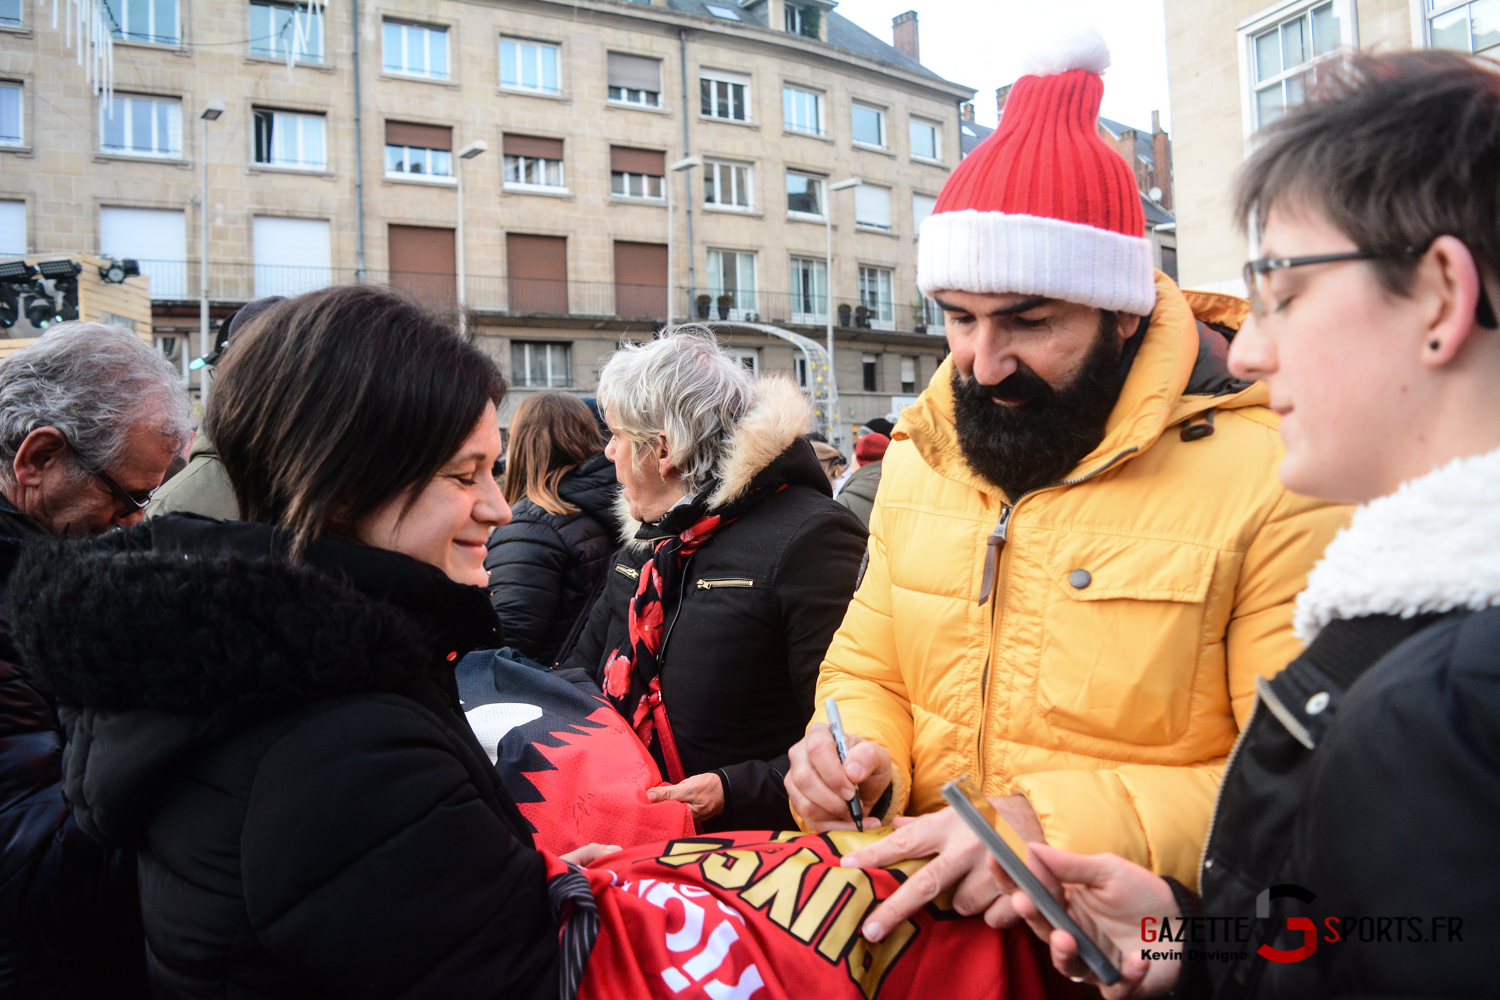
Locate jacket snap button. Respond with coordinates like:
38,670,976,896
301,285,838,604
1305,691,1330,715
1068,569,1092,589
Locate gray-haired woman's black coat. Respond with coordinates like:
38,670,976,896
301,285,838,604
10,516,559,1000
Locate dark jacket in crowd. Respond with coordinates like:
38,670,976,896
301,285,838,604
10,515,559,1000
0,496,148,1000
560,379,867,832
485,453,620,665
834,459,882,528
1186,452,1500,998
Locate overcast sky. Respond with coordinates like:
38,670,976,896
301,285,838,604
832,0,1174,134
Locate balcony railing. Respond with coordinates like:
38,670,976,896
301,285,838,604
131,262,946,335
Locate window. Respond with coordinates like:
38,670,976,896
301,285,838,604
253,109,326,169
783,85,823,135
500,37,560,94
385,121,452,179
731,349,759,374
704,159,753,210
786,171,825,217
701,69,750,121
253,216,330,297
99,206,186,298
250,1,323,61
99,94,181,158
384,20,448,78
503,134,565,190
614,241,668,317
0,200,22,255
607,52,662,107
0,0,19,28
794,355,808,388
102,0,178,44
511,341,571,387
388,224,455,306
705,4,741,19
854,183,892,230
784,3,819,37
900,356,917,393
789,256,827,323
910,118,940,160
1249,2,1341,127
858,266,894,330
610,146,664,199
851,102,886,147
912,193,937,235
920,295,944,329
707,249,756,318
1428,0,1500,55
862,354,878,392
507,233,568,313
0,82,21,146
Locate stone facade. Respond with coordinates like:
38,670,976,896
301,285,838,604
0,0,972,443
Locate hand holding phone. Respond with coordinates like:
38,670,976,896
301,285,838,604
941,777,1122,986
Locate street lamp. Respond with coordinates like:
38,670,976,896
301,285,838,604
455,139,488,340
198,98,224,402
825,177,861,442
664,155,702,333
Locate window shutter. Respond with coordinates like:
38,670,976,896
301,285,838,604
855,184,892,228
385,120,452,150
607,52,661,91
610,146,665,175
503,134,564,159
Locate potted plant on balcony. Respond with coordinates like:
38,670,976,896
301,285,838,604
911,298,929,334
696,294,712,319
854,304,871,328
837,302,853,326
716,294,733,319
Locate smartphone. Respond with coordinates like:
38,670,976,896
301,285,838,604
941,777,1122,986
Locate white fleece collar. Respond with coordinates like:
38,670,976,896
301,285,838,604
1294,446,1500,642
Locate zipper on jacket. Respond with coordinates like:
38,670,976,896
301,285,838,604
614,565,640,581
1253,674,1315,750
1198,693,1261,883
972,446,1141,783
696,578,755,589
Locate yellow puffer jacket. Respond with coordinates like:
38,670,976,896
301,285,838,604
811,274,1346,888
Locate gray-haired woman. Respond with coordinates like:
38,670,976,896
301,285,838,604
559,330,866,831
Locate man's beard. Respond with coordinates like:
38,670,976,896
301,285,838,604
951,312,1135,500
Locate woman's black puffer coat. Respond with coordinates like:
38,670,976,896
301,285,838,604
10,515,560,1000
559,378,867,832
485,453,620,665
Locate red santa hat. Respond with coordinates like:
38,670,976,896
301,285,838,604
917,25,1156,316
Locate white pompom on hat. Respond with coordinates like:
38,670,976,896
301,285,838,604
917,24,1156,316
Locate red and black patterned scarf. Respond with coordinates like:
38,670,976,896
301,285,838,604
600,479,784,780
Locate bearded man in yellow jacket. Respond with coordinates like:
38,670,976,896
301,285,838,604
785,28,1346,944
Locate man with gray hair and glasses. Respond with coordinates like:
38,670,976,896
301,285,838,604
0,321,189,997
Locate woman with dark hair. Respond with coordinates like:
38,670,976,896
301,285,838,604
9,286,613,999
484,391,620,664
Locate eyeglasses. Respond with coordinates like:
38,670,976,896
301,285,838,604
1244,244,1500,329
62,437,161,513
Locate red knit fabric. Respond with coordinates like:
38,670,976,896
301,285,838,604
933,68,1144,239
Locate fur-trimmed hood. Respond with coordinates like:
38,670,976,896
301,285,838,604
1294,446,1500,642
615,375,818,545
9,515,501,844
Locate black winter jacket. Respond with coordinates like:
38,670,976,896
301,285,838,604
0,497,147,1000
485,453,620,664
10,516,560,1000
560,380,866,831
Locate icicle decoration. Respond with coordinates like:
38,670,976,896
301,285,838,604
48,0,115,110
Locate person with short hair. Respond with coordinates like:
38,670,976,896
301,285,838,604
786,26,1346,938
0,321,189,998
1006,48,1500,998
9,287,613,999
484,391,621,665
559,330,866,831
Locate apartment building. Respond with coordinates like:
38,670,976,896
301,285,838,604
1164,0,1492,293
0,0,973,440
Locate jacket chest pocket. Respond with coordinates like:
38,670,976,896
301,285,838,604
1035,534,1216,746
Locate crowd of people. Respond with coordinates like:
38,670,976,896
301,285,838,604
1,30,1497,1000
